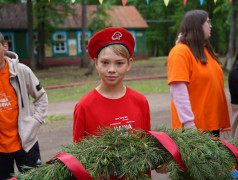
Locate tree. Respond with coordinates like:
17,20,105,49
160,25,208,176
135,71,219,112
81,0,87,68
1,0,234,64
0,0,21,3
27,0,35,70
85,1,113,75
234,28,238,67
116,0,231,57
213,0,230,54
34,0,75,68
226,0,236,71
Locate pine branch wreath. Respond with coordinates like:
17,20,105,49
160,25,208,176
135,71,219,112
14,127,238,180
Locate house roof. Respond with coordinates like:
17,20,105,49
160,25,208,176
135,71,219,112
0,4,148,30
0,4,27,29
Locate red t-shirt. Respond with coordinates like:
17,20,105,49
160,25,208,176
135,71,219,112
73,87,151,141
73,87,151,179
0,59,21,153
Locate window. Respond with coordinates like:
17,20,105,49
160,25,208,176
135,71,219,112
77,31,91,53
53,32,67,54
25,32,38,54
128,30,136,52
3,33,14,52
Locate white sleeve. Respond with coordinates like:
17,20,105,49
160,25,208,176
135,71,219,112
170,82,195,128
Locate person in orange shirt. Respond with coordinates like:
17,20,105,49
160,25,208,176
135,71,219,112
0,32,48,180
167,10,230,137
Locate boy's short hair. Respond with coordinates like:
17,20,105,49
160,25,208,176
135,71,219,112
99,44,130,60
0,32,5,45
88,27,135,59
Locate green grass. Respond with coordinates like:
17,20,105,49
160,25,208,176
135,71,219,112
34,57,228,102
46,83,98,102
125,79,169,94
35,58,167,86
44,115,72,125
45,79,169,102
35,58,168,102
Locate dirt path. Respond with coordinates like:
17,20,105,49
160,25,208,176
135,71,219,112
38,89,231,180
39,93,172,158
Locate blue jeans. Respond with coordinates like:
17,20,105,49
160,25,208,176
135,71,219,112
0,141,41,180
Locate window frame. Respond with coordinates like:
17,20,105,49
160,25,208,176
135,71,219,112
77,31,91,54
52,31,68,54
2,32,15,52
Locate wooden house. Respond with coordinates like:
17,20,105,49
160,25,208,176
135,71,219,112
0,4,149,66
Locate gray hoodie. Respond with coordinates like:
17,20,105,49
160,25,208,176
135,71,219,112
4,51,48,152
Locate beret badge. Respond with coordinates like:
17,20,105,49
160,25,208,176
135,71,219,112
112,31,122,40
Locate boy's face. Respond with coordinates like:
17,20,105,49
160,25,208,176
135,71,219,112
95,46,133,87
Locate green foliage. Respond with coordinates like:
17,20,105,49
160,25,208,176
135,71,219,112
213,0,232,53
127,0,177,56
87,2,114,33
0,0,234,56
33,0,76,44
0,0,21,3
100,0,232,56
15,127,237,179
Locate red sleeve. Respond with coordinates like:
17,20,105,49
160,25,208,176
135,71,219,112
145,100,151,131
73,102,85,142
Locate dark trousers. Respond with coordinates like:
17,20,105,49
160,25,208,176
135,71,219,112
210,130,220,137
0,141,41,180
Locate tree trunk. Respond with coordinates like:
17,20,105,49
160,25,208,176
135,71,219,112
84,60,95,76
37,3,46,69
85,3,99,76
153,41,158,57
81,0,87,68
213,28,219,53
226,0,236,71
233,26,238,67
37,22,46,68
27,0,35,70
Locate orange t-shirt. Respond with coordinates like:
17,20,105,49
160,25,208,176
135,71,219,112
167,43,230,131
0,59,21,153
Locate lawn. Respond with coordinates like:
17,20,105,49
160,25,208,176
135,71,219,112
34,58,169,102
34,57,229,102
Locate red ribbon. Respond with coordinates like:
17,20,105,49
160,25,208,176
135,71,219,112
218,138,238,169
47,152,93,180
149,131,186,171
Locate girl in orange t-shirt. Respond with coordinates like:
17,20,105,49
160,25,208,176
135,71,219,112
167,10,230,137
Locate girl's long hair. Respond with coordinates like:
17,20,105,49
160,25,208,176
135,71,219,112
179,10,220,64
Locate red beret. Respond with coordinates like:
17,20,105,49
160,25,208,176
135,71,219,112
88,27,135,59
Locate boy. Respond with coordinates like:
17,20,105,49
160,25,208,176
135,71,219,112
0,32,48,179
73,27,151,142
